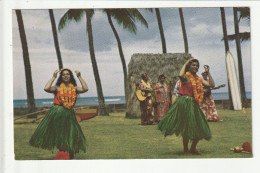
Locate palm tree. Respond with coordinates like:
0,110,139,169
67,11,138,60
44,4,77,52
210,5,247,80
49,9,63,69
178,8,188,53
233,7,248,108
15,10,36,116
145,8,167,53
58,9,109,115
227,7,250,42
220,7,233,110
104,9,148,103
155,8,167,53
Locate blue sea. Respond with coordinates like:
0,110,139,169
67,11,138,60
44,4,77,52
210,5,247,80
13,92,251,108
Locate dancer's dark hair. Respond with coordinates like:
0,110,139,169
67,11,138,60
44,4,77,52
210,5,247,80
56,69,77,86
185,59,200,72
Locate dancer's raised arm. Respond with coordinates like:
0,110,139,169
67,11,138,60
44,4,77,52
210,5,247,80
179,58,193,82
44,70,58,93
75,70,89,93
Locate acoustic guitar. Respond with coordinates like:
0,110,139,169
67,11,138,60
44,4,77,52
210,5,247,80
136,90,151,101
136,86,164,101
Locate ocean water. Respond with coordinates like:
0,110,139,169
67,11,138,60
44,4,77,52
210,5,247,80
13,92,251,108
13,96,126,108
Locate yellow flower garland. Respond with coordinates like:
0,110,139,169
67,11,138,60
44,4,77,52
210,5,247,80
60,83,76,109
141,80,151,89
141,80,152,97
186,72,204,103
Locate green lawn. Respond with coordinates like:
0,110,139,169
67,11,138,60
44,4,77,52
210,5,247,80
14,108,252,160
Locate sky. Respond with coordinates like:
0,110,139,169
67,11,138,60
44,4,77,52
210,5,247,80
12,7,251,100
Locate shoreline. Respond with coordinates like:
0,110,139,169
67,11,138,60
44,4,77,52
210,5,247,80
13,99,251,116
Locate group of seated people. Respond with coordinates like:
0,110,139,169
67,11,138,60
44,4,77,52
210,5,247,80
137,72,220,125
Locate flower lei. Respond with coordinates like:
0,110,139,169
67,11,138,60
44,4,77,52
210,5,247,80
141,80,151,89
60,82,76,109
141,80,152,97
186,72,204,103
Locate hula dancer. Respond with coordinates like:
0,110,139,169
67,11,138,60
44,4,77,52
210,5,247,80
29,68,88,159
158,58,214,155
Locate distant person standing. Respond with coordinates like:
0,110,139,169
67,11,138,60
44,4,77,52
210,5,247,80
29,68,88,159
138,73,153,125
199,69,222,122
153,74,170,122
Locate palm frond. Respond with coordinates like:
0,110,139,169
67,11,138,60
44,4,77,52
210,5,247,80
222,32,250,43
144,8,153,13
127,9,148,28
237,7,250,22
106,9,137,34
58,9,85,31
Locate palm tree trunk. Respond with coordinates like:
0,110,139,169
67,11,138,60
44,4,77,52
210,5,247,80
106,12,128,104
15,10,36,116
155,8,167,53
233,7,248,108
49,9,63,70
220,7,233,110
86,10,109,115
178,8,189,53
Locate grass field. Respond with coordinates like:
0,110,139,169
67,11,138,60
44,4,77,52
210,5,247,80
14,108,252,160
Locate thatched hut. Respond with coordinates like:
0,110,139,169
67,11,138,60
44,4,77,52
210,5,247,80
126,53,192,118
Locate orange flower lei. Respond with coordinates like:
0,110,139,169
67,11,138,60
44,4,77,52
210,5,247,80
186,72,204,103
60,83,76,109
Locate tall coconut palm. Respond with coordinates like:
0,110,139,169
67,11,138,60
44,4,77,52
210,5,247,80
178,8,188,53
233,7,248,108
145,8,167,53
58,9,109,115
220,7,233,110
15,10,36,116
155,8,167,53
104,9,148,103
49,9,63,70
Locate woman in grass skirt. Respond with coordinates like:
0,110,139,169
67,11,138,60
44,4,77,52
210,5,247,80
158,58,215,155
29,68,88,159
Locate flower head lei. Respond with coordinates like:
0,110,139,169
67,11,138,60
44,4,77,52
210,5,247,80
60,82,76,109
186,71,204,103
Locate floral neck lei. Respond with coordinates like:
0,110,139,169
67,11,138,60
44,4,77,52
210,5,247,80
141,80,151,89
186,72,204,103
60,83,76,109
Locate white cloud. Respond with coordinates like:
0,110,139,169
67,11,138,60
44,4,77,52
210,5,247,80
190,23,210,35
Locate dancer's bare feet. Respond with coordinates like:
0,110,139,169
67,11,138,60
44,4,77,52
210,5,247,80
190,149,202,155
183,150,192,155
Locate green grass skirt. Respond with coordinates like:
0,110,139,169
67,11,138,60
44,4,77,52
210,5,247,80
29,105,86,154
158,96,211,140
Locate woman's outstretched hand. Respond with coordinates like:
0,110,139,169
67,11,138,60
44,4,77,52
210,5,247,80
75,70,81,77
